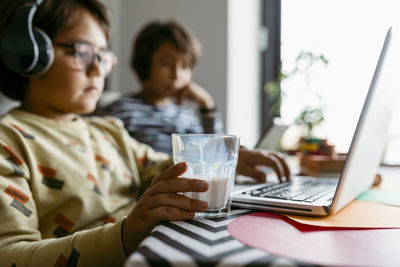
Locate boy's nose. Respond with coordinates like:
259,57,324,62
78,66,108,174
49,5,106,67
87,58,103,77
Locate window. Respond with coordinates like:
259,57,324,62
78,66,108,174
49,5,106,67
280,0,399,155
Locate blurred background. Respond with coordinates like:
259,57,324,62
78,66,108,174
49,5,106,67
100,0,400,162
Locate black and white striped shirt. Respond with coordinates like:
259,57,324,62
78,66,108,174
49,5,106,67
103,95,224,154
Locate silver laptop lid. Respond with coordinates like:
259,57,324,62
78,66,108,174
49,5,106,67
330,27,400,214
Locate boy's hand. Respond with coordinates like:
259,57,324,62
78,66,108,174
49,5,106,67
123,162,208,253
237,147,291,183
176,82,215,110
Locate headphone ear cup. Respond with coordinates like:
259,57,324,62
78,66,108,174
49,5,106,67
0,3,35,75
25,27,54,76
0,2,54,77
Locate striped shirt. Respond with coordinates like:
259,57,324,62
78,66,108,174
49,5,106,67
102,95,224,154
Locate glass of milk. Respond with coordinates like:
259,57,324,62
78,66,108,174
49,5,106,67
172,134,240,218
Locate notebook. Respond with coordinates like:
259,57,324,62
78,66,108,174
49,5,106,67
231,27,399,216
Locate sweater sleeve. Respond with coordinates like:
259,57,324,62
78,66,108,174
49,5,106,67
89,116,173,192
128,133,173,184
0,140,126,267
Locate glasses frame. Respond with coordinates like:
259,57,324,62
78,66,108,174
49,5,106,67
54,42,117,77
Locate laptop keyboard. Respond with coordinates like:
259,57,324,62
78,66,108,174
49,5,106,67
241,180,336,203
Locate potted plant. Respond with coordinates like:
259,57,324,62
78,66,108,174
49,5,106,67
265,51,329,137
295,105,324,137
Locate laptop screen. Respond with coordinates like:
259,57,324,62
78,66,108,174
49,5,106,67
330,27,399,214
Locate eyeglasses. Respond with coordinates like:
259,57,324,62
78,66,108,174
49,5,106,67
54,42,117,77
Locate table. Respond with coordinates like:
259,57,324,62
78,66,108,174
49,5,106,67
125,167,400,267
125,209,313,267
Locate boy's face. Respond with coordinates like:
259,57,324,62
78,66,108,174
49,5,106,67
143,42,192,98
27,9,107,120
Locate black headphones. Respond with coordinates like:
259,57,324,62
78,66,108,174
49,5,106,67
0,0,54,76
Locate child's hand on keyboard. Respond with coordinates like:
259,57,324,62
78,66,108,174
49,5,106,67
236,147,291,183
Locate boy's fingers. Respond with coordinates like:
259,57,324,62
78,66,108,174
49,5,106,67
269,153,291,181
151,162,187,185
149,178,209,195
251,153,285,182
148,193,208,211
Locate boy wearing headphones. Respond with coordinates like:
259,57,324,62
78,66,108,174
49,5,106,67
0,0,209,266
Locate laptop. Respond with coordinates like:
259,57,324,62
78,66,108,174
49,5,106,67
232,27,399,216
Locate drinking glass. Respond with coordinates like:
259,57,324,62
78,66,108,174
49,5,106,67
172,134,240,218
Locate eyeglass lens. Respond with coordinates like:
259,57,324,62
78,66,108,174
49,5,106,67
74,43,116,76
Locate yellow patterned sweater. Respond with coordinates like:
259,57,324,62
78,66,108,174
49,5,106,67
0,109,172,266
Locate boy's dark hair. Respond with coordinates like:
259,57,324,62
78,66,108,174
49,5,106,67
131,20,201,83
0,0,110,101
